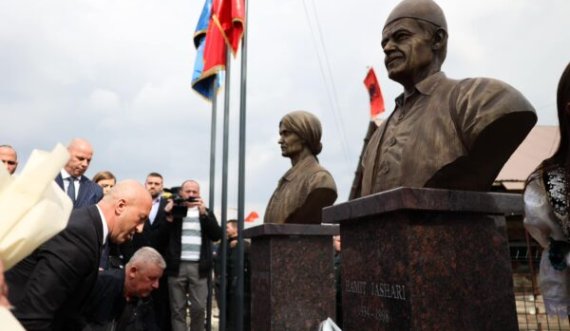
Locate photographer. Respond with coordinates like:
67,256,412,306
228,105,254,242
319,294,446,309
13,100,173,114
163,180,222,331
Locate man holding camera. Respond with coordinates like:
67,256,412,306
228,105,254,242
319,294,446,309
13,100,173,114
164,179,222,331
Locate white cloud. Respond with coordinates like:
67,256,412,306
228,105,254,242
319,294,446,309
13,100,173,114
1,0,569,221
87,88,121,113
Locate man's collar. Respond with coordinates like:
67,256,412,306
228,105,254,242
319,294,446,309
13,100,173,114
395,71,446,105
95,204,109,245
415,71,446,96
61,169,82,180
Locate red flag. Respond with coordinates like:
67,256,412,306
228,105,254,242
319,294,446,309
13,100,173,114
245,211,259,222
363,68,385,119
202,0,227,77
212,0,245,56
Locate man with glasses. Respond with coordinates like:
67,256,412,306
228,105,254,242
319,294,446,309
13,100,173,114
0,144,18,175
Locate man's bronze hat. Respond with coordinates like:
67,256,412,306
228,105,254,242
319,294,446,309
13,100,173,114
384,0,447,31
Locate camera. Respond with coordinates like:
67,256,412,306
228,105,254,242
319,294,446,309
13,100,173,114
163,187,198,204
163,188,199,218
172,196,197,205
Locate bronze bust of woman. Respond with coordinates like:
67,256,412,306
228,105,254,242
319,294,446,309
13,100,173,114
264,111,337,224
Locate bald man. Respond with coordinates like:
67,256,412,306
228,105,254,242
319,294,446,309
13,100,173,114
55,138,104,208
0,144,18,175
6,180,152,331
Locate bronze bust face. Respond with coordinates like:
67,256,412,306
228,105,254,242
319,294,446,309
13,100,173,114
278,123,306,159
382,18,441,91
356,0,537,197
264,111,337,224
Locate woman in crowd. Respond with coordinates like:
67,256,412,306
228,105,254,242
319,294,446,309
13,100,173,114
524,62,570,316
93,171,116,195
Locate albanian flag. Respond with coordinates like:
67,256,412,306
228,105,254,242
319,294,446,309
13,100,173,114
363,67,385,119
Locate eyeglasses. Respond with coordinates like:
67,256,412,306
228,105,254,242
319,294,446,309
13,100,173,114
1,160,17,165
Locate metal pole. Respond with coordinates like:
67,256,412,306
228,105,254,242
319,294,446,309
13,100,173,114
236,0,249,329
220,49,232,331
209,84,218,238
206,83,217,331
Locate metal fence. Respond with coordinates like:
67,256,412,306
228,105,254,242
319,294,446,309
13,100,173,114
511,232,570,331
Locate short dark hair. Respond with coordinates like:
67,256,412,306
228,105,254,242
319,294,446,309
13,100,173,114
147,172,163,179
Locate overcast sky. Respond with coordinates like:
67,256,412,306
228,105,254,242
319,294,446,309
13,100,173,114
1,0,569,224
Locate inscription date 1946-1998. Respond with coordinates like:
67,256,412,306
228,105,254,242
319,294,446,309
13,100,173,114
356,305,391,323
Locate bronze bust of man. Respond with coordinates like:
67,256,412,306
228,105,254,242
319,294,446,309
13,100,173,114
357,0,537,197
264,111,337,224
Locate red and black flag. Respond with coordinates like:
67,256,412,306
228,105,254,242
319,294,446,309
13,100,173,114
363,67,385,120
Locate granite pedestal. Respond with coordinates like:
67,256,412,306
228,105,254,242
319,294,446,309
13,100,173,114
323,187,521,331
244,224,339,331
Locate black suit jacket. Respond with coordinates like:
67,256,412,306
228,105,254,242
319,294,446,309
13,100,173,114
121,197,170,261
81,269,126,327
55,174,104,209
6,205,104,331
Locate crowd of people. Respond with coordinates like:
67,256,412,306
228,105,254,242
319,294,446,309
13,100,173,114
2,0,570,328
0,138,245,331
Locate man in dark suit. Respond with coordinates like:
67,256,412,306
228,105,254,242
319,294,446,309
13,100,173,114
122,172,172,330
6,179,152,331
131,172,171,252
55,138,104,209
82,247,166,331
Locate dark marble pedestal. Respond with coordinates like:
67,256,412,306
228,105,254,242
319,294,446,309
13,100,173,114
244,224,339,331
323,187,521,331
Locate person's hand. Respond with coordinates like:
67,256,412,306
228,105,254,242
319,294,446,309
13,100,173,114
164,199,174,223
0,259,11,309
188,196,207,216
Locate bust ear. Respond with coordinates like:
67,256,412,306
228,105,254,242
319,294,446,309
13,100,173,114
432,28,447,51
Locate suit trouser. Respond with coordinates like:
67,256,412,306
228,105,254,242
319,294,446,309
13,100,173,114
168,261,207,331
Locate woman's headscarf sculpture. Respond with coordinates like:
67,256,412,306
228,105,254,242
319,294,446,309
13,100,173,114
264,111,337,224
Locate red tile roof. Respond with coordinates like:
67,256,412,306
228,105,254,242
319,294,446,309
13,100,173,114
496,125,559,182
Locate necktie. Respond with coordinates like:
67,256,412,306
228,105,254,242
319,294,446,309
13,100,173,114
67,177,76,203
99,242,110,270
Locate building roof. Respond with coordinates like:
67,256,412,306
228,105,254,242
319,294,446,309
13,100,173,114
495,125,559,189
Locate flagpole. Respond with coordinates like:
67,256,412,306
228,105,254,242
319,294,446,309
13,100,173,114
208,87,217,242
236,0,248,329
206,85,217,331
219,48,232,331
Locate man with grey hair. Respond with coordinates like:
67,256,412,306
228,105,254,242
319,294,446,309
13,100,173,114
7,180,152,330
82,246,166,331
357,0,536,196
0,144,18,175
